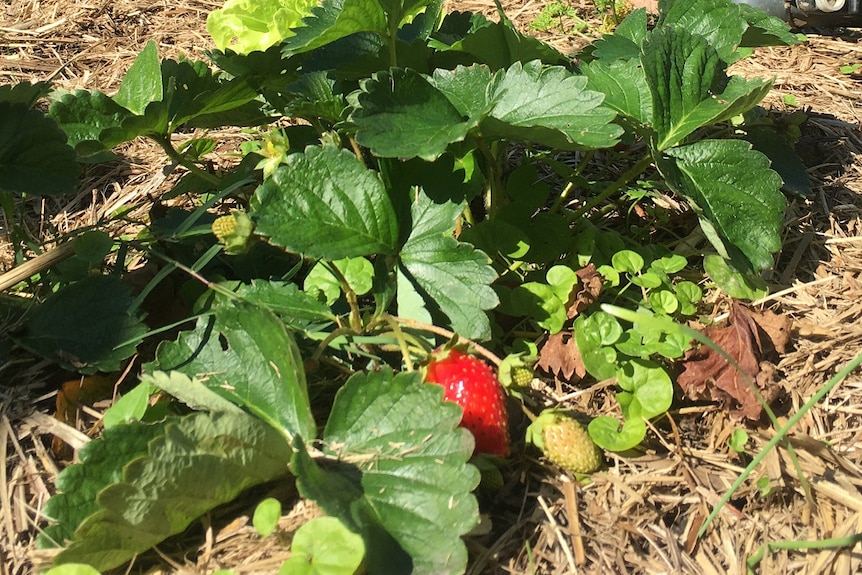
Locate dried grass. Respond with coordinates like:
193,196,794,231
2,0,862,573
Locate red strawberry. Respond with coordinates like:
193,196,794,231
424,349,510,457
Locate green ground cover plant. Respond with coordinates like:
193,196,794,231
0,0,826,572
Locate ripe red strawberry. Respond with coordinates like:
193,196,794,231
424,349,510,457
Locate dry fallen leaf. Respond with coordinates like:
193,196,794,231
537,331,587,382
566,264,604,320
677,302,788,420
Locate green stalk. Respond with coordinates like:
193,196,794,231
570,155,653,220
151,134,221,187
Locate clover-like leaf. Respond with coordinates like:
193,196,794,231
150,300,316,443
656,139,785,271
293,369,479,575
252,145,399,259
398,195,498,341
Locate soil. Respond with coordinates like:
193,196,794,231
2,1,862,574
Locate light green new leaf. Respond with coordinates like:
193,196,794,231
279,517,365,575
16,275,147,374
582,59,652,126
207,0,318,54
398,195,498,341
656,139,785,271
113,41,162,115
281,0,388,56
0,102,78,196
252,146,399,259
482,60,622,150
642,26,770,150
151,301,316,443
350,68,472,161
293,369,479,575
54,411,293,571
39,421,167,548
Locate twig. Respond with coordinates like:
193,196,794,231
390,316,503,366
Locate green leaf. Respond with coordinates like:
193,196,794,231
441,18,568,70
642,26,772,150
482,61,622,150
235,280,336,326
253,497,282,537
616,359,673,419
588,415,646,451
582,59,652,125
54,411,293,571
48,90,132,156
16,275,147,373
703,254,768,300
39,421,166,548
648,290,678,314
737,3,800,47
73,231,113,266
144,370,247,414
207,0,318,53
305,257,374,305
611,249,644,274
350,68,471,161
0,80,51,107
279,517,366,575
151,301,316,443
743,126,811,197
658,0,747,63
507,282,567,334
281,0,388,56
102,381,157,429
113,40,163,116
0,102,78,196
398,195,498,341
252,146,399,259
293,369,479,575
656,139,785,271
43,565,102,575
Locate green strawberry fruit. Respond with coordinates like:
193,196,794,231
527,410,602,474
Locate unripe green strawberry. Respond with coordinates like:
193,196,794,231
527,411,602,474
424,348,510,457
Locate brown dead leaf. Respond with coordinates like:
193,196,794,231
677,302,787,421
750,308,792,354
537,331,587,382
52,374,115,457
566,264,604,320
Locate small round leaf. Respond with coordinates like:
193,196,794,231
253,497,282,537
279,517,365,575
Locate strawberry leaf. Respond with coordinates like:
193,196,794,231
0,102,78,196
281,0,388,56
293,368,479,575
52,411,293,571
397,195,498,341
150,300,316,443
656,139,785,271
38,421,166,548
16,275,147,374
642,26,771,151
251,145,400,259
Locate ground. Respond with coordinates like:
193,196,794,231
1,1,862,574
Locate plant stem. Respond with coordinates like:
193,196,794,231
151,134,221,187
322,260,363,332
698,351,862,537
570,155,653,220
391,316,502,366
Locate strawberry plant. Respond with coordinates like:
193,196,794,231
0,0,810,572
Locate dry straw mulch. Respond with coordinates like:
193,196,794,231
2,1,862,574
